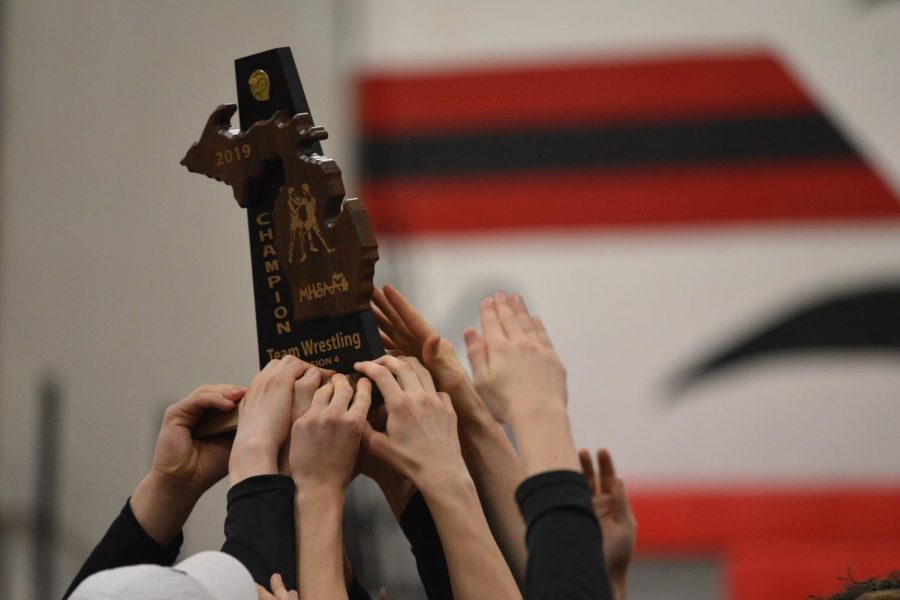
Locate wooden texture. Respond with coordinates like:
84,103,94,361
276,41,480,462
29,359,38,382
182,105,379,321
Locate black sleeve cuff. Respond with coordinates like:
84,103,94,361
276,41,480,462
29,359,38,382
515,470,597,530
226,473,295,505
62,498,183,599
223,474,297,590
122,497,183,564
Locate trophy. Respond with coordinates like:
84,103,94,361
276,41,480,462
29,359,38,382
182,48,384,435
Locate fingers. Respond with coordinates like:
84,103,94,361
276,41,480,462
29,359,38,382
494,292,525,340
578,448,598,496
291,367,320,420
610,477,634,522
383,283,436,341
402,356,437,392
268,573,298,600
597,448,616,494
463,327,487,375
349,377,373,419
355,361,403,405
167,385,244,426
372,286,415,344
509,293,536,336
257,584,274,600
374,355,423,392
275,355,310,381
532,316,554,350
372,304,398,342
479,296,504,342
379,331,399,352
311,381,334,411
329,374,354,411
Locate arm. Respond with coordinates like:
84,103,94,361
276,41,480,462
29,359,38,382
373,284,528,580
289,374,372,600
223,357,316,591
64,384,245,598
579,448,637,600
356,408,453,599
356,356,521,600
464,292,613,600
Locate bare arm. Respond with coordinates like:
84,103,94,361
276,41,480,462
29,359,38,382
357,356,521,600
464,293,579,477
465,292,614,600
289,375,371,600
372,284,528,579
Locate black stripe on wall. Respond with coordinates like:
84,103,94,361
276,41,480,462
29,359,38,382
361,113,856,180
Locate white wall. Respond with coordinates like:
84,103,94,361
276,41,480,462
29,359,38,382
0,2,351,596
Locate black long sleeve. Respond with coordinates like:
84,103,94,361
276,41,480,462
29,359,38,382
516,470,613,600
62,498,182,599
221,473,371,598
398,490,453,600
221,474,297,590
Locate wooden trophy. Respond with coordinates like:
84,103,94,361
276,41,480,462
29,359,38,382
181,48,384,436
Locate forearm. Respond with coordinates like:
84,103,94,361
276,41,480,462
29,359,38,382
459,412,528,581
296,488,348,600
420,472,521,600
507,404,580,477
130,471,200,546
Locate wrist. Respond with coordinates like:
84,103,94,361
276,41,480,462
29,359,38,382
414,463,475,499
229,437,279,485
143,469,204,505
295,483,346,511
507,406,580,476
131,472,199,546
506,398,567,426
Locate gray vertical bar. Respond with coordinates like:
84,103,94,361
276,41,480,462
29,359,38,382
33,374,62,599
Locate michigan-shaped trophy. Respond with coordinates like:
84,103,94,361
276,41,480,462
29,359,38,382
181,48,384,435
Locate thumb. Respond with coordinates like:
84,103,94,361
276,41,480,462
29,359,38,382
422,333,443,369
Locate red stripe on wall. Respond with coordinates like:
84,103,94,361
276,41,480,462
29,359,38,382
359,52,815,136
727,541,900,600
629,487,900,556
361,158,900,235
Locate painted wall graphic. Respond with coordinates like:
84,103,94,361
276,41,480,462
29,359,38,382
358,50,900,600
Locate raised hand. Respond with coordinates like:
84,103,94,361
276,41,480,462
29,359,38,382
131,384,244,546
372,285,473,404
151,384,244,491
288,374,372,494
579,448,637,600
464,292,566,424
372,284,529,579
355,355,520,600
355,355,467,493
230,356,312,485
290,374,371,600
277,367,323,475
355,402,416,519
465,292,578,477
